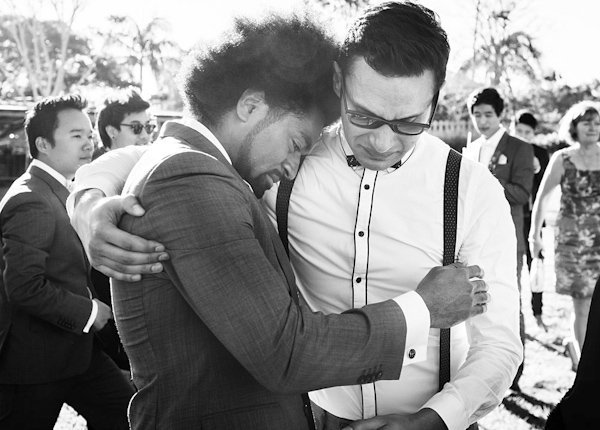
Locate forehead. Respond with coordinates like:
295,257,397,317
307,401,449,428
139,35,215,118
122,110,151,123
516,123,534,132
472,104,497,115
55,109,91,131
345,57,435,119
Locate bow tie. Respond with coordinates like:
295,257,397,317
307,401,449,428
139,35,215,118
346,155,402,169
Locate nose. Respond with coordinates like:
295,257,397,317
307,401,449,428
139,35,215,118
83,137,93,151
369,125,398,153
282,151,302,180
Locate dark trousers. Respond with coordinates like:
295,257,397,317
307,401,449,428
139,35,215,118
0,345,134,429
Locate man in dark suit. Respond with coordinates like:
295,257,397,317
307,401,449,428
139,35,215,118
0,95,134,428
464,87,534,391
69,13,490,430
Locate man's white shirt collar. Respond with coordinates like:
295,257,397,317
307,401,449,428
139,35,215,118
171,117,232,165
30,159,70,190
481,126,505,148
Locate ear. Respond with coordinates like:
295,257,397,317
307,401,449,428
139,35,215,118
333,61,342,98
106,125,118,140
35,136,51,155
236,89,267,123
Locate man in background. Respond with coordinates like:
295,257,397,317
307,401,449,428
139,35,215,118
465,87,534,391
512,110,550,331
0,95,133,428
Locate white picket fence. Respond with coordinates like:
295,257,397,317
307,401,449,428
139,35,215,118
429,119,474,143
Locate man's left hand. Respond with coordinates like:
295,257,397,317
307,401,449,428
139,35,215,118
342,409,447,430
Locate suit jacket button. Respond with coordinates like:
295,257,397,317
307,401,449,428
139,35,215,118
408,349,416,359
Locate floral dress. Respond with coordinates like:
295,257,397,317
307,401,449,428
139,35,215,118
554,153,600,298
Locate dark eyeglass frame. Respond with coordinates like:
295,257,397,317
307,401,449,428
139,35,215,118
340,75,439,136
120,122,157,135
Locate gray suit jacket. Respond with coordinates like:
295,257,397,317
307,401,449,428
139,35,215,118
114,122,409,429
0,165,94,384
467,132,534,253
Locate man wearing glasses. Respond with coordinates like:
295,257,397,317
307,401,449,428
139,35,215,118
69,2,521,429
94,87,155,158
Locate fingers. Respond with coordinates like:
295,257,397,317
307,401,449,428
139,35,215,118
465,264,484,279
121,194,146,217
93,224,167,256
472,279,488,294
96,264,161,282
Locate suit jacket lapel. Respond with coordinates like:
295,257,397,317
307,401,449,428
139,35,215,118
488,131,508,173
28,165,69,208
161,121,300,301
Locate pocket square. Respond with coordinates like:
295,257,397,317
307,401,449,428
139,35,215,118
498,154,508,165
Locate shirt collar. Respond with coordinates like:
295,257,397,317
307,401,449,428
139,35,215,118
481,126,505,147
339,122,418,173
170,117,232,165
30,159,70,189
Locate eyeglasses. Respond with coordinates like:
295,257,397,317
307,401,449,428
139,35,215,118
120,122,157,135
340,75,438,136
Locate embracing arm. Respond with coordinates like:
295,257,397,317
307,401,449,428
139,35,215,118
68,145,169,281
420,171,523,430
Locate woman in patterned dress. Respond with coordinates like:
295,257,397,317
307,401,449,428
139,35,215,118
530,101,600,369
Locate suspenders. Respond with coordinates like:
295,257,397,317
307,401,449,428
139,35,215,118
275,149,463,427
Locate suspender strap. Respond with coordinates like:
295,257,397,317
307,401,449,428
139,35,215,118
439,149,462,391
276,151,462,425
276,177,295,255
276,171,316,430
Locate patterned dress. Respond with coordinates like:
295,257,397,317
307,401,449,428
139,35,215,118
554,153,600,298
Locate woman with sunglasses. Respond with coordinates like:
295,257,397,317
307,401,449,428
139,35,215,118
94,87,155,159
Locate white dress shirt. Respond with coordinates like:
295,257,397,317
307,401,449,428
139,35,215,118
474,126,506,167
31,159,97,332
262,122,522,430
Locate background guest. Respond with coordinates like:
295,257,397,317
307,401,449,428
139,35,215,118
464,87,534,391
530,100,600,371
95,87,154,158
511,110,550,330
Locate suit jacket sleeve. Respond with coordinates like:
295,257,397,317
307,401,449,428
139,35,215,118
497,137,534,206
129,152,407,394
1,192,93,333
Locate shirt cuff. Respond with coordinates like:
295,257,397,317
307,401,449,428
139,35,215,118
83,299,98,333
393,291,429,365
421,392,469,430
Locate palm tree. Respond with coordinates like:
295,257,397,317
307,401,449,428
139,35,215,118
105,15,179,92
460,2,542,98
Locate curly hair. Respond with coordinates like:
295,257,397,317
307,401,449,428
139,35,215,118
337,1,450,91
25,94,88,159
96,88,150,148
177,12,339,128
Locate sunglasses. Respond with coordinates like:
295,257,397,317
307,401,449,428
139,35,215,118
340,75,438,136
120,122,157,135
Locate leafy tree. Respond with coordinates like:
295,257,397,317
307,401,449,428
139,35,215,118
103,15,181,92
460,0,543,99
0,0,89,100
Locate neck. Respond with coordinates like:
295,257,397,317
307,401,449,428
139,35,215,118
36,156,72,181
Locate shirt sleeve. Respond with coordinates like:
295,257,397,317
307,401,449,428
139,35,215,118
66,146,147,215
421,165,523,430
83,299,98,333
392,291,429,365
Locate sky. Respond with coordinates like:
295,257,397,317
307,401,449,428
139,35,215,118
67,0,600,87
